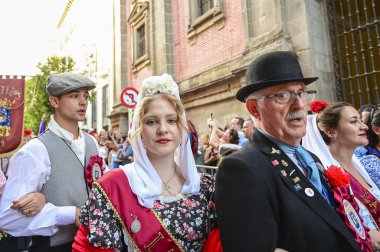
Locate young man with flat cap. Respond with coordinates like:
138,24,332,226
215,51,361,251
0,73,102,252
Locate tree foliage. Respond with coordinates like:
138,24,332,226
24,56,75,133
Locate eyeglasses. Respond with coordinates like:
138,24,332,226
254,90,317,105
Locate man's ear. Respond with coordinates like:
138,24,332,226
246,99,261,120
245,99,261,120
372,125,380,136
49,96,59,109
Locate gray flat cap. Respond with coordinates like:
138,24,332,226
47,72,96,96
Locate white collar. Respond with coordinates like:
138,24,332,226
48,115,84,144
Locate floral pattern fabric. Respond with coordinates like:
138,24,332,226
79,173,215,251
360,154,380,189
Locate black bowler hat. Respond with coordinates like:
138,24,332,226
236,51,318,102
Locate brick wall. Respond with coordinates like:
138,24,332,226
173,1,246,81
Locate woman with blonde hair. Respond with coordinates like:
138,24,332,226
73,74,215,251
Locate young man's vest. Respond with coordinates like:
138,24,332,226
38,130,97,247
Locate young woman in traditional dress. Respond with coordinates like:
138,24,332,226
73,74,215,252
303,101,380,251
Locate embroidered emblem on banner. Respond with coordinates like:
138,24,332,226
0,76,25,158
343,199,366,239
0,99,11,136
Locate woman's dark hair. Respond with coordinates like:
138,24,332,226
229,129,239,145
358,104,377,114
367,110,380,148
316,102,354,144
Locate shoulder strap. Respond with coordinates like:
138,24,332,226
94,169,184,252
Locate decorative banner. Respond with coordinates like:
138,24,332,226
0,76,25,158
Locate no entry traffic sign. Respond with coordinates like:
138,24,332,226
120,87,139,108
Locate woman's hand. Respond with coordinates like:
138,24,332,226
11,192,46,217
75,208,81,227
369,229,380,251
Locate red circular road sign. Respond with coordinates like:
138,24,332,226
120,87,139,108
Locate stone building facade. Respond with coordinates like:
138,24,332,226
109,0,379,135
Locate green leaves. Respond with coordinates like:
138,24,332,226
24,56,76,134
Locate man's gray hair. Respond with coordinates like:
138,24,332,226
246,90,264,101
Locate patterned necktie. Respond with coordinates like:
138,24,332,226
295,146,323,193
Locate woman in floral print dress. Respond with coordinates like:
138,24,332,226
73,74,215,252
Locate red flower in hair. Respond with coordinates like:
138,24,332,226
309,100,330,113
325,165,350,188
24,129,32,135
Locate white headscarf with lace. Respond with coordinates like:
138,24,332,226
122,74,200,208
302,114,378,190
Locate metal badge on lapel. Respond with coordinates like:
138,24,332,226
271,147,281,154
281,160,288,167
280,170,287,177
293,184,302,191
293,177,300,183
272,160,279,166
131,215,141,234
305,188,315,197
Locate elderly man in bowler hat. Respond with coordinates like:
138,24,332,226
215,51,361,251
0,73,103,252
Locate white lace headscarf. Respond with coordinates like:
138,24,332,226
302,114,378,190
122,74,200,208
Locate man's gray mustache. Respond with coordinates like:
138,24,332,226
286,110,306,120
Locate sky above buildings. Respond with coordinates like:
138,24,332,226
0,0,109,77
0,0,67,76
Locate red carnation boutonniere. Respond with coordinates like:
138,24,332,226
325,164,350,188
85,155,105,187
309,100,330,113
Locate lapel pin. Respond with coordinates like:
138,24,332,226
272,160,279,166
304,188,315,197
293,184,302,191
289,169,295,176
271,147,281,154
293,177,300,183
280,170,287,177
281,160,288,167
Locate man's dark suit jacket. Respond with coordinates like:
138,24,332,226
215,130,361,252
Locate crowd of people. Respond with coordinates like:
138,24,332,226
0,51,379,252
